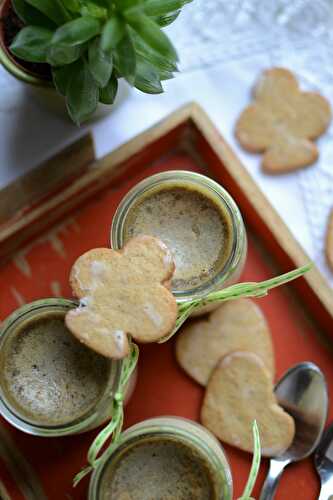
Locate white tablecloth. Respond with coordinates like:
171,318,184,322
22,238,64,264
0,0,332,287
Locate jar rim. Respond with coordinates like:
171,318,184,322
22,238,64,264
0,298,122,437
111,170,246,302
89,416,233,500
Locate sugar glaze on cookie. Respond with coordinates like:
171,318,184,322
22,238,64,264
66,236,177,359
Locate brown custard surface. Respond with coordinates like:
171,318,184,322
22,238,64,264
123,185,233,291
99,436,218,500
0,312,110,425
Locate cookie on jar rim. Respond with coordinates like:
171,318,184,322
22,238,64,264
66,235,178,359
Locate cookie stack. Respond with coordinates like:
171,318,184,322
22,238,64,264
176,299,295,457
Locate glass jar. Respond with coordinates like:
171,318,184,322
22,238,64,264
0,298,126,437
111,171,247,315
89,416,233,500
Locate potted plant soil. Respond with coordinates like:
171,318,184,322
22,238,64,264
0,0,192,124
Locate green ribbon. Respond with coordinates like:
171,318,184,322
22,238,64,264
160,263,312,343
239,421,261,500
73,343,139,486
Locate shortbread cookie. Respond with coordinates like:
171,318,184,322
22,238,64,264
176,299,274,386
326,209,333,272
201,351,295,457
66,236,177,359
235,68,331,173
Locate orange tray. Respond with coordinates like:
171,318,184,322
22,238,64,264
0,103,332,500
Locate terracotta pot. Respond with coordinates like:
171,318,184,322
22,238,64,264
0,0,128,121
0,0,51,86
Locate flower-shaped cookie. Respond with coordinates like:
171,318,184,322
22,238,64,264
65,236,177,359
236,68,331,173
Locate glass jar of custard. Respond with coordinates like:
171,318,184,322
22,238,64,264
0,299,135,437
89,416,233,500
111,171,247,315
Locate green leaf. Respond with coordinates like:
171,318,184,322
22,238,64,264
141,0,192,16
80,1,107,19
12,0,56,28
135,56,163,94
61,0,81,13
158,68,174,80
133,33,178,72
88,37,113,87
10,26,53,63
66,60,99,125
52,16,101,47
99,75,118,104
125,13,178,61
47,43,81,65
114,0,142,10
154,11,180,27
25,0,70,25
100,17,126,53
114,31,136,84
52,63,76,95
88,0,110,7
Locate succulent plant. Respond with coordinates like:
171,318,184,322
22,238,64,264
9,0,193,124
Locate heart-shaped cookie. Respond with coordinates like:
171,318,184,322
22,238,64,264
175,298,274,386
201,351,295,456
66,235,177,359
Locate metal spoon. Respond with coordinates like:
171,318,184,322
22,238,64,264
260,362,328,500
314,421,333,500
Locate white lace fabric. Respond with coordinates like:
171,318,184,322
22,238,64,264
169,0,333,287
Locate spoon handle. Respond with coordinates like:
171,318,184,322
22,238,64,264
318,476,333,500
259,459,288,500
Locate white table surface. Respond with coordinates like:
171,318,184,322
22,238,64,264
0,0,332,287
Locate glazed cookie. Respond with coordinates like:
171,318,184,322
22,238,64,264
66,236,177,359
201,351,295,457
176,299,274,386
235,68,331,173
326,209,333,272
